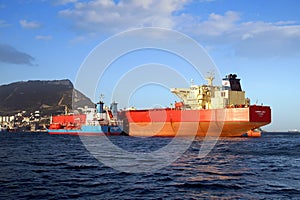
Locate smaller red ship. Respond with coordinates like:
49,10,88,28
48,101,124,136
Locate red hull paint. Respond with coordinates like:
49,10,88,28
51,114,86,125
123,105,271,137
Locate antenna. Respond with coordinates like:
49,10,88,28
100,94,104,101
206,71,215,86
207,71,215,77
190,79,194,86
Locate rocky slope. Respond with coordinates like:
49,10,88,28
0,79,94,116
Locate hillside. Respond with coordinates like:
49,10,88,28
0,79,94,116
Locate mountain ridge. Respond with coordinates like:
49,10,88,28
0,79,94,116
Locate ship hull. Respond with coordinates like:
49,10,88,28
122,105,271,137
47,125,123,136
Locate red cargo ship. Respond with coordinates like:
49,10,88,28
120,74,271,137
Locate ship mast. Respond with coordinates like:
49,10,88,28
205,71,215,86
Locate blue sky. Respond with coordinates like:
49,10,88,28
1,0,300,131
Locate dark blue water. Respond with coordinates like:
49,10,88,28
0,132,299,199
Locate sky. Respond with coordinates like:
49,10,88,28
1,0,300,131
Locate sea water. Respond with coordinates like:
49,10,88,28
0,132,299,199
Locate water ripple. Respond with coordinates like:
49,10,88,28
0,132,299,199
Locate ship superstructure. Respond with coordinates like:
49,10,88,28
171,74,249,110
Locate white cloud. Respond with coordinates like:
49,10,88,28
241,33,253,40
19,19,41,29
57,1,300,58
35,35,52,40
176,11,300,57
196,11,240,37
59,0,187,33
235,22,300,57
274,21,296,25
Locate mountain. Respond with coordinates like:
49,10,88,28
0,79,94,116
